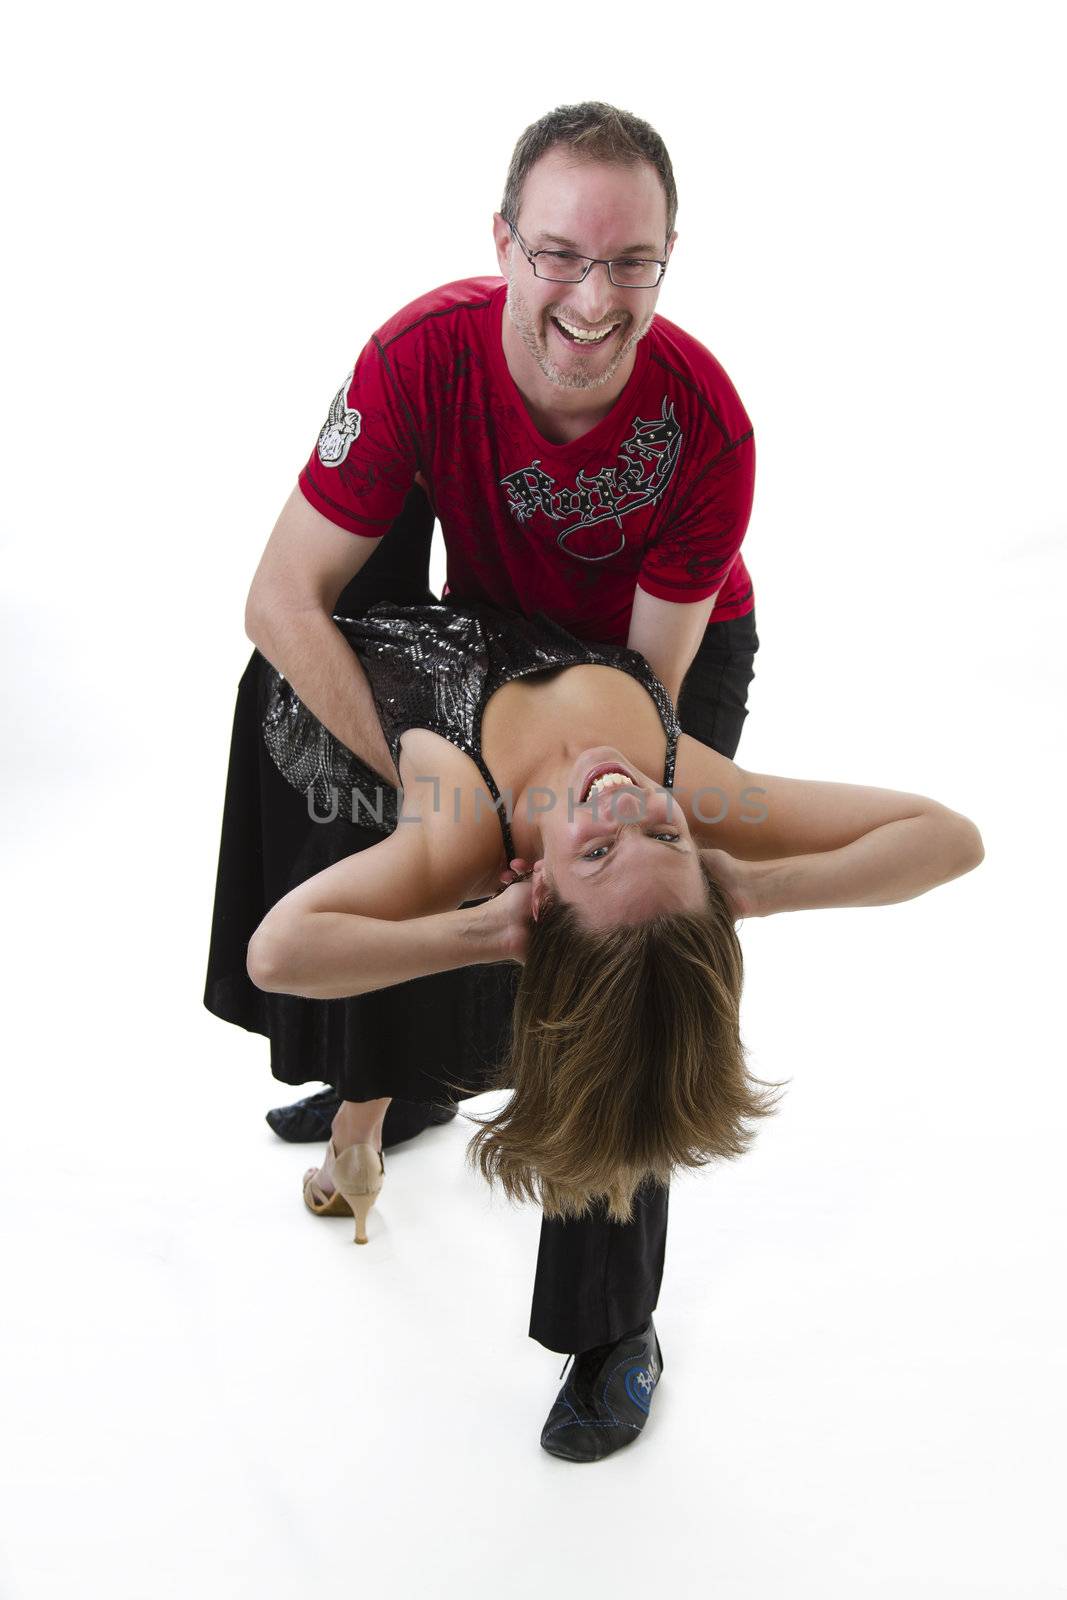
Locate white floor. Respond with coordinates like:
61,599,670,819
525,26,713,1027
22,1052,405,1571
4,10,1065,1586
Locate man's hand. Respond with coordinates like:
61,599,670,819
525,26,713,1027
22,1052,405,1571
245,484,401,780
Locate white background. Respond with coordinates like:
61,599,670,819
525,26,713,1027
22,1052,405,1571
2,2,1065,1597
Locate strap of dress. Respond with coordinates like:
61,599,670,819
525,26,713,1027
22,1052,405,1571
662,727,679,791
464,743,517,863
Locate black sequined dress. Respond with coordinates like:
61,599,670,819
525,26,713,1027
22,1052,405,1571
262,600,680,856
204,598,680,1105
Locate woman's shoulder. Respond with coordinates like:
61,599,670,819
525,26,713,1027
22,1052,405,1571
397,730,506,903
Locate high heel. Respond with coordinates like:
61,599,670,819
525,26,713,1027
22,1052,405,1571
334,1143,385,1244
302,1139,385,1244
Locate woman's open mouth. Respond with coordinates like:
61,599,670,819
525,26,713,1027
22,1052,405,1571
550,314,623,349
579,761,640,804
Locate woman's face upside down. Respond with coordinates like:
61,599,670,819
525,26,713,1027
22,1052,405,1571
529,746,708,929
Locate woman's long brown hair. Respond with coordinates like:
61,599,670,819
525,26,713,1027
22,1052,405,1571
465,862,783,1223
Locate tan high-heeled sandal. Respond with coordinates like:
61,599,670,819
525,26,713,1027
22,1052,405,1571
302,1139,385,1244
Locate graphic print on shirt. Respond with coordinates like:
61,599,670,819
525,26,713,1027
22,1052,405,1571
498,398,682,563
316,372,362,467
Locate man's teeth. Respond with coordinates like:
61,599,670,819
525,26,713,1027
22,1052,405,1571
556,317,617,344
587,770,632,797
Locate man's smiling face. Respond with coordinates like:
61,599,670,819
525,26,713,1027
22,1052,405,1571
493,148,676,394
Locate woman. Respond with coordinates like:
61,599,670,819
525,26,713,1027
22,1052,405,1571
246,596,984,1242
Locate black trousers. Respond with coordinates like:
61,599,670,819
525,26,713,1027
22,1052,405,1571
528,610,759,1352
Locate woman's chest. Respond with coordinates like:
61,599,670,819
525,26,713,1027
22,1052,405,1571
481,664,670,779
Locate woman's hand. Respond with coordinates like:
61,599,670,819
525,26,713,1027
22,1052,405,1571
497,855,534,888
477,873,534,963
700,848,757,921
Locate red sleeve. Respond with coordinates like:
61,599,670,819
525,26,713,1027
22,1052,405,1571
637,429,755,602
298,334,419,537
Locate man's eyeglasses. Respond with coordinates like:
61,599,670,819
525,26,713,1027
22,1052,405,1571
507,222,667,289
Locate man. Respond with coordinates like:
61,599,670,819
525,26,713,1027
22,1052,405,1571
207,101,758,1460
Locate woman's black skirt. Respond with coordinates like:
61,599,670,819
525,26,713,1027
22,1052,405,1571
202,489,519,1105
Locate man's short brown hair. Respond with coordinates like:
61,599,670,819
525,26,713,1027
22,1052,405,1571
501,100,678,242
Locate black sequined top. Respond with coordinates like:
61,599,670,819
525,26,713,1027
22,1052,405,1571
261,600,681,861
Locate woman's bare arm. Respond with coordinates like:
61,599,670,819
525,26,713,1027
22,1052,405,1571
672,733,984,916
246,747,512,999
249,896,513,1000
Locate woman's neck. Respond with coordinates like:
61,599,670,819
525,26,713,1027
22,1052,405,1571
480,665,671,861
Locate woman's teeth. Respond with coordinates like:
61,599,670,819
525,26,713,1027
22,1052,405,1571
553,316,618,345
586,770,632,799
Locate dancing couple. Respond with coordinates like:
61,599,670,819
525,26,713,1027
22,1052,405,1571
204,100,983,1461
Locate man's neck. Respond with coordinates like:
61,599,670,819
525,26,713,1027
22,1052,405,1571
500,310,637,447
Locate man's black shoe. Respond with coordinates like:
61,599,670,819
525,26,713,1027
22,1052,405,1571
266,1089,456,1147
265,1088,339,1142
540,1318,663,1462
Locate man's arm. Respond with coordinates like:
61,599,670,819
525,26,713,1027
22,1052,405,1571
626,586,721,705
244,484,400,783
631,404,755,699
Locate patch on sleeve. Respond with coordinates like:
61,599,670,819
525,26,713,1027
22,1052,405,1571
316,371,362,466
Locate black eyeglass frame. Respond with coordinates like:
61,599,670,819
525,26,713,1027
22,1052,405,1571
506,222,668,288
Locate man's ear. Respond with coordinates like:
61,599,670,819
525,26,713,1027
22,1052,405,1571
665,229,678,264
492,212,513,275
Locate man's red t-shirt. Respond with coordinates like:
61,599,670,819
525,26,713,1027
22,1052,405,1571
299,277,754,646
